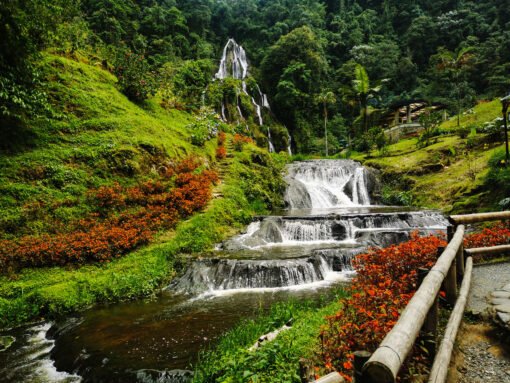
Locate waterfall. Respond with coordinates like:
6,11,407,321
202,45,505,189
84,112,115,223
268,127,275,153
215,39,248,80
287,134,293,156
214,39,283,151
222,212,449,250
171,252,352,295
171,160,449,297
285,160,372,209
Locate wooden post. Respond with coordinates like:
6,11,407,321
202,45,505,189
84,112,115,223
456,242,465,281
353,351,372,383
418,268,438,360
447,226,455,242
445,258,457,305
502,98,509,166
428,257,474,383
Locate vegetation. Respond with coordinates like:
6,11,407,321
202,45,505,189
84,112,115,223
351,100,506,212
193,290,348,383
3,0,510,154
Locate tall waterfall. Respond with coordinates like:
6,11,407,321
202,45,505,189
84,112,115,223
214,38,282,152
285,160,372,209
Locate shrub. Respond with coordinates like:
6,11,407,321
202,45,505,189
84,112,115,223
216,146,227,160
114,51,157,102
320,234,447,381
0,158,218,271
233,134,254,151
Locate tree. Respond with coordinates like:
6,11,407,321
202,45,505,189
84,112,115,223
432,46,475,127
352,64,383,133
317,91,336,156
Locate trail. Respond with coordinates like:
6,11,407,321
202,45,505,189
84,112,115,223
449,261,510,382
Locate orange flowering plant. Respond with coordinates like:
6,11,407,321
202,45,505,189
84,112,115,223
0,158,218,271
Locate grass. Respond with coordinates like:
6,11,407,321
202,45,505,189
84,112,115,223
192,288,348,383
439,99,502,131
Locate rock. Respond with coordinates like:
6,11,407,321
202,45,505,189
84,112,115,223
0,336,15,352
494,304,510,314
492,291,510,299
497,312,510,325
491,298,510,306
503,284,510,292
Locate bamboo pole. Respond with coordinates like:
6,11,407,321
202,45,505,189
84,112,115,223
450,211,510,224
464,244,510,256
361,225,465,383
418,268,438,359
313,372,345,383
428,257,473,383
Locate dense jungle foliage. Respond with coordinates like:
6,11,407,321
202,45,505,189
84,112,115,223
2,0,510,153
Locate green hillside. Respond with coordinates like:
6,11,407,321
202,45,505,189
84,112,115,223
352,100,506,212
0,53,286,328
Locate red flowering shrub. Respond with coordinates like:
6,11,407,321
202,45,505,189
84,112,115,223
463,222,510,262
216,146,227,160
0,158,218,271
218,131,226,146
320,233,447,381
464,222,510,248
233,134,253,151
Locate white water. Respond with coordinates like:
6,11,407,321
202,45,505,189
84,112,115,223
285,160,371,209
0,323,81,383
215,39,277,151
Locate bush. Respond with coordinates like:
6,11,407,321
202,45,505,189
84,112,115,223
216,146,227,160
320,234,446,381
0,158,219,271
188,107,223,146
114,51,157,102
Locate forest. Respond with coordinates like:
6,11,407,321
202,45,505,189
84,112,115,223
3,0,510,153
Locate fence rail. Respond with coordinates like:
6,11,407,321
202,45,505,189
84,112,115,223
349,211,510,383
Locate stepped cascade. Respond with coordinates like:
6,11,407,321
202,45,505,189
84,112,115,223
285,160,373,209
173,160,448,295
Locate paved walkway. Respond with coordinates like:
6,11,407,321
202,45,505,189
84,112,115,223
489,283,510,330
467,261,510,323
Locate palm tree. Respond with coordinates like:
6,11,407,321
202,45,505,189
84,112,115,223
317,91,336,156
352,64,383,133
434,47,474,127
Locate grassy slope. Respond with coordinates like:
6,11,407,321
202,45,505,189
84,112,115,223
0,54,286,329
352,100,504,212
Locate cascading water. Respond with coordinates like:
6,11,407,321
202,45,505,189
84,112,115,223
173,160,448,295
214,39,276,151
285,160,373,209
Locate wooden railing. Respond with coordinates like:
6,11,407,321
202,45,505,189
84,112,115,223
351,211,510,383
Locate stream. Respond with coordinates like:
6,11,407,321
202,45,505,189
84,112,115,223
0,160,449,383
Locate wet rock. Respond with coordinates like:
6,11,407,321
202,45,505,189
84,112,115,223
0,336,15,352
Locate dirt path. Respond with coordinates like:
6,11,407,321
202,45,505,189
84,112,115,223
448,262,510,382
449,322,510,382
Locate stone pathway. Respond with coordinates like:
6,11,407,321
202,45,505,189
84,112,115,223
489,283,510,330
467,262,510,321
